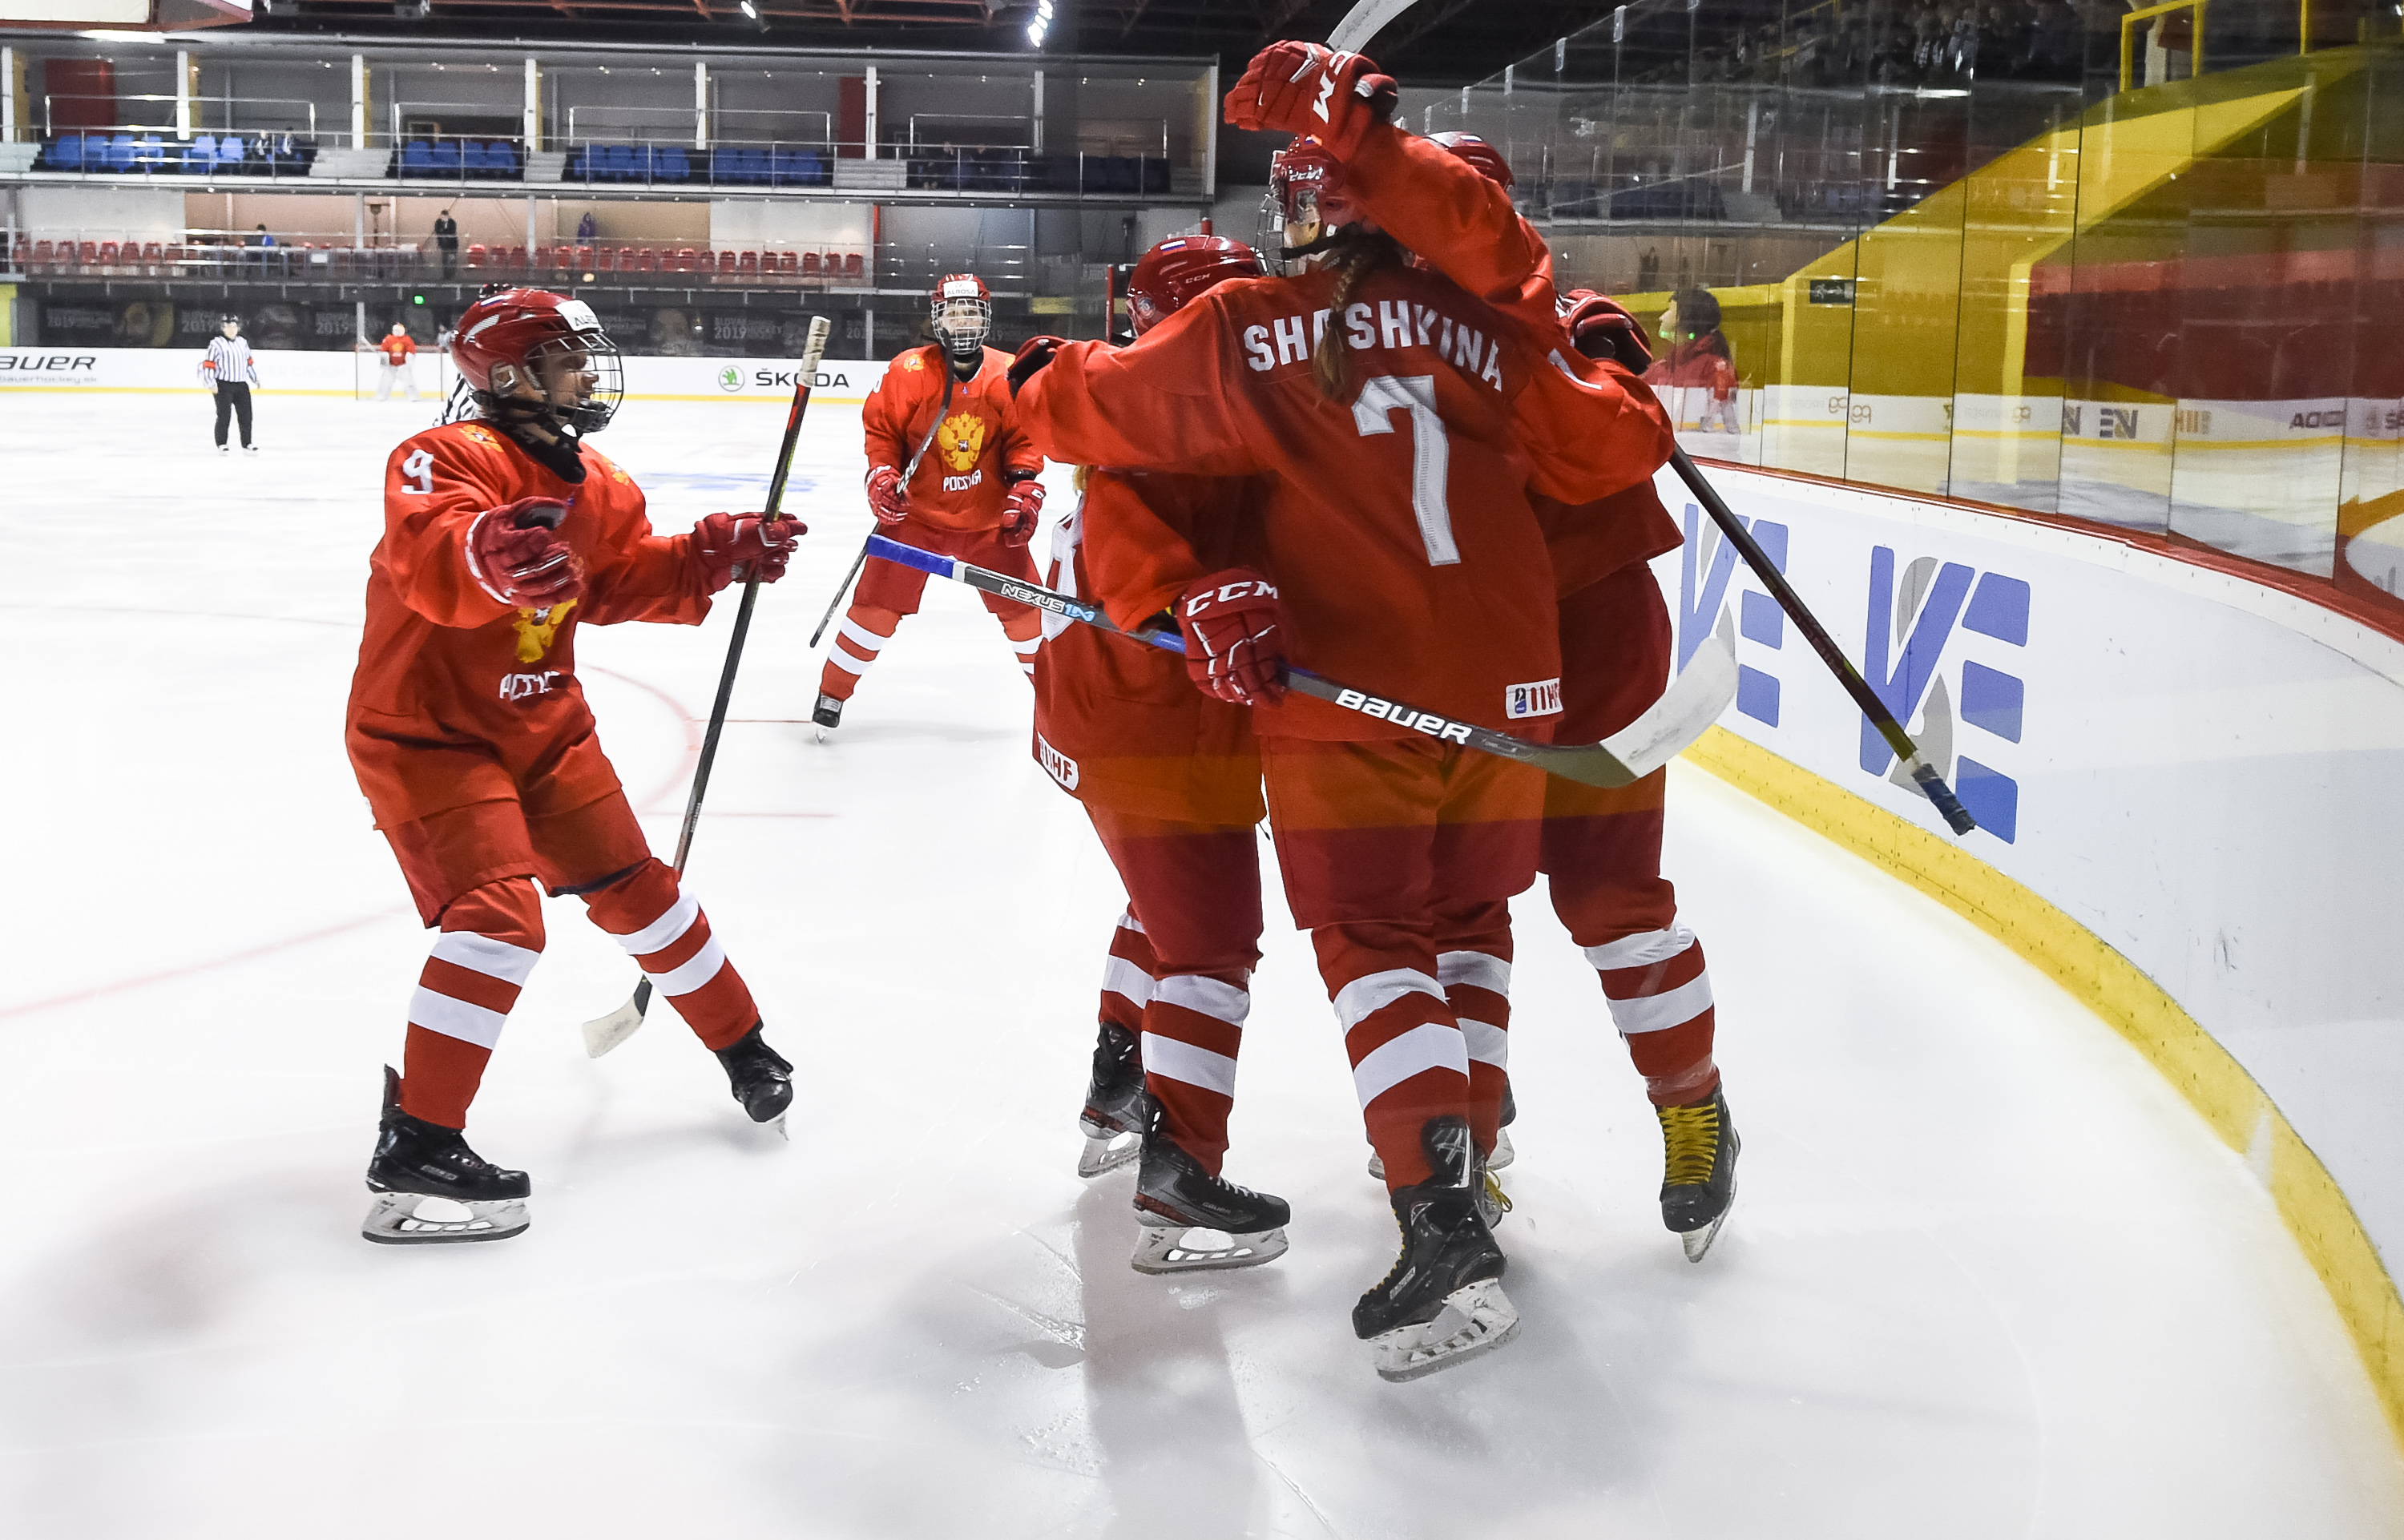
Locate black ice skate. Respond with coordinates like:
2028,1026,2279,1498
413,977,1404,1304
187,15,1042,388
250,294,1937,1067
1368,1076,1514,1180
1076,1021,1146,1177
714,1023,794,1138
1658,1086,1740,1262
1129,1123,1289,1274
1353,1116,1519,1382
362,1066,530,1245
812,692,843,741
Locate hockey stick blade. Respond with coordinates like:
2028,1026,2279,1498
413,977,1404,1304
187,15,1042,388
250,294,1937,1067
583,978,650,1058
863,534,1733,788
1329,0,1425,53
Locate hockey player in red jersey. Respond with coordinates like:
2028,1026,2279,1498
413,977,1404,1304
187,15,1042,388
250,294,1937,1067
1008,159,1669,1377
813,274,1047,732
1231,41,1738,1262
347,288,803,1245
1035,236,1289,1276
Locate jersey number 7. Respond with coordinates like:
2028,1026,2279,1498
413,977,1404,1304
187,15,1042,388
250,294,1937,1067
1350,373,1459,566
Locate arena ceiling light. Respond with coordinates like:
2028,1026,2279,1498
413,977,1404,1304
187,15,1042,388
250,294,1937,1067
1026,0,1052,47
738,0,768,29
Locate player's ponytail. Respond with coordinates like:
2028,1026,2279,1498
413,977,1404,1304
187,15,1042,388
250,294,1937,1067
1313,229,1403,401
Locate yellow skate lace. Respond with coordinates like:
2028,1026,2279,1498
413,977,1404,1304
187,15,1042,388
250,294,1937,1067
1656,1099,1721,1187
1482,1171,1514,1216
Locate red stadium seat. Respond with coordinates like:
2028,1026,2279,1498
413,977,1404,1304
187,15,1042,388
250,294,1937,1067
635,246,657,272
507,245,527,271
697,250,718,275
78,240,98,268
674,247,696,272
98,240,119,267
801,251,821,278
777,250,798,276
32,240,52,270
843,252,862,279
466,243,487,270
575,244,594,270
737,249,759,276
142,240,163,268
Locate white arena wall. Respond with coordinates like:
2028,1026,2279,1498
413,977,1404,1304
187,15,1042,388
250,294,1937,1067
7,343,2400,1435
0,345,893,405
1652,458,2404,1442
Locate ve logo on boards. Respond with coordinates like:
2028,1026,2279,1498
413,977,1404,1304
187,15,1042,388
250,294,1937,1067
1677,502,1788,729
1861,548,2028,842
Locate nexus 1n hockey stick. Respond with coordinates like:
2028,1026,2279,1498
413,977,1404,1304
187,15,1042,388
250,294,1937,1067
583,314,833,1060
807,356,958,647
863,534,1738,789
1666,447,1977,835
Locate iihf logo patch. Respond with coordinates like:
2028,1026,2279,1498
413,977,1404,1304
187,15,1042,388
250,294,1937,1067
1504,679,1562,720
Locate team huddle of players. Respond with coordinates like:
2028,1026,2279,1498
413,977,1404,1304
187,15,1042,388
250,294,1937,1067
343,42,1736,1384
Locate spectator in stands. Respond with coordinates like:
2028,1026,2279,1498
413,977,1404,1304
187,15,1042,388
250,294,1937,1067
576,211,597,241
434,208,459,278
1645,287,1741,435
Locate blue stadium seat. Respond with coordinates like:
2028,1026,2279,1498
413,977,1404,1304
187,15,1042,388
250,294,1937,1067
107,134,137,172
660,147,691,183
463,141,492,176
45,133,83,170
401,140,434,178
488,141,520,177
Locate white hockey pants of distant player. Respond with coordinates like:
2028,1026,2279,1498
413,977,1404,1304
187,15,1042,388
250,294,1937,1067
375,361,421,401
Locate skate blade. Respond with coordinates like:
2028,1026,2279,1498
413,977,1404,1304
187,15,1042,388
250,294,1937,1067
1129,1224,1288,1275
1369,1278,1521,1382
361,1191,529,1246
1679,1177,1737,1263
582,994,647,1058
1076,1129,1141,1179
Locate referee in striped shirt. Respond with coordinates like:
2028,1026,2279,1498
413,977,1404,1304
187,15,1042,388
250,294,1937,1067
201,315,262,454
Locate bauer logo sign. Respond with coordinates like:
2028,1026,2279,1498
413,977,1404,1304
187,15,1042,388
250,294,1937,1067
0,352,101,381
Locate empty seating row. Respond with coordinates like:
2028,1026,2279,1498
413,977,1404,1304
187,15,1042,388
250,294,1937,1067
459,244,864,280
39,132,316,175
906,151,1172,196
399,139,522,180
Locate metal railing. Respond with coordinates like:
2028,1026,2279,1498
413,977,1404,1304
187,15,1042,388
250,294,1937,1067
2120,0,2208,90
42,92,321,139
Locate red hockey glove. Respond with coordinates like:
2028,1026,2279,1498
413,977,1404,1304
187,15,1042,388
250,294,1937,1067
1224,42,1398,158
465,497,585,608
865,464,910,526
688,511,806,594
1561,289,1654,373
1180,568,1287,706
998,476,1045,548
1007,335,1066,397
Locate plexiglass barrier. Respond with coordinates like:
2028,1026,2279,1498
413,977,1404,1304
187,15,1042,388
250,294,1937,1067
1429,1,2404,608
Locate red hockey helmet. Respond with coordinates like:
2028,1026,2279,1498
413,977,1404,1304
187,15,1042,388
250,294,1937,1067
930,272,993,361
1125,236,1266,337
1269,136,1355,250
1430,131,1515,190
452,288,623,434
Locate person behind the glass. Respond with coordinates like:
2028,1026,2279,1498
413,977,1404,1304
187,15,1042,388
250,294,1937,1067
1643,287,1740,435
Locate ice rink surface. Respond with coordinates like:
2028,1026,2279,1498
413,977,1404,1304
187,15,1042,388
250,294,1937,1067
4,390,2402,1539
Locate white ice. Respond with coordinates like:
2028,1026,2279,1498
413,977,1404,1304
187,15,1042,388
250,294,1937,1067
2,390,2400,1538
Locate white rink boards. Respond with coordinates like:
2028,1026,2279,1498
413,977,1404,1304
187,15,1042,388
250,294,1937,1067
1,389,2400,1538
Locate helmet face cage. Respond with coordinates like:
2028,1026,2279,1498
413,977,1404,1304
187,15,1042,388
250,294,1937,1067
468,296,624,435
930,276,992,360
1266,142,1345,269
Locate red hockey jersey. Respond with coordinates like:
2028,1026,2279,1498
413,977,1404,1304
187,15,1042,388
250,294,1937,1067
1344,122,1681,595
1014,264,1669,740
346,421,713,824
863,344,1043,535
1031,469,1264,824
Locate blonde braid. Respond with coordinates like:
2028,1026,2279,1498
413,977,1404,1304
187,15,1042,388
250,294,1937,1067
1312,230,1402,401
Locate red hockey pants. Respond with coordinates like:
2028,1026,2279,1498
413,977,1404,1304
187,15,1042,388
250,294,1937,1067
1541,565,1720,1107
1260,735,1542,1188
1085,805,1264,1176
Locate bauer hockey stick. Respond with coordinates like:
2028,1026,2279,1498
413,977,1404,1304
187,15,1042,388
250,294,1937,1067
583,314,833,1059
808,354,958,647
1667,447,1977,835
863,534,1738,789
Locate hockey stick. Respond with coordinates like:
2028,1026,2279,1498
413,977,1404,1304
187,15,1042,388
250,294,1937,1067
862,533,1736,789
582,314,833,1059
1666,447,1977,835
807,352,958,647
